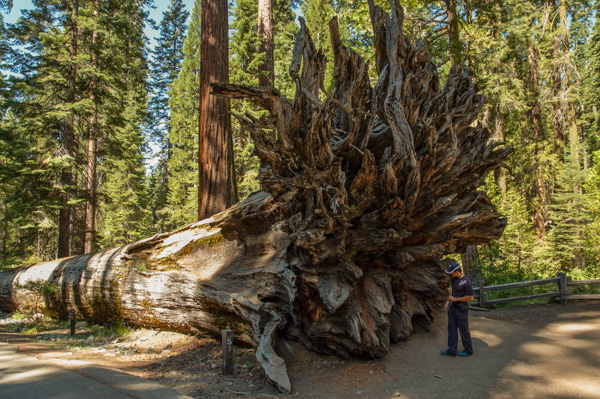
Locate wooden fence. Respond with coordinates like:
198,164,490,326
471,273,600,308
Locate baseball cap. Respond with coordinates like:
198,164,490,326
444,262,461,274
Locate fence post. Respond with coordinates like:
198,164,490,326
68,308,76,336
557,272,567,305
222,329,234,375
479,281,485,309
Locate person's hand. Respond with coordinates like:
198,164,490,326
444,301,449,311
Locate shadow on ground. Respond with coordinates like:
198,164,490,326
275,301,600,399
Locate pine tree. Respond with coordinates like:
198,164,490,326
2,0,153,260
584,151,600,278
272,0,297,98
100,91,151,247
302,0,335,90
98,0,152,247
6,0,95,259
227,0,297,200
165,0,201,230
544,145,589,273
480,176,538,282
147,0,189,232
229,0,262,200
582,0,600,149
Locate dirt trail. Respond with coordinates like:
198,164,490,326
2,302,599,399
278,302,600,399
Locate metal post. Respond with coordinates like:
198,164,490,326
68,308,76,336
222,329,234,375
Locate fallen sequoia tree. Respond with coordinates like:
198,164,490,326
0,1,511,393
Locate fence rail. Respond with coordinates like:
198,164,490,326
471,273,600,308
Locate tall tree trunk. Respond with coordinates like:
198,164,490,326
198,0,238,220
1,201,6,260
258,0,274,88
85,3,98,254
461,245,482,283
526,35,548,237
550,0,566,144
493,105,506,194
59,0,79,259
528,39,542,140
445,0,461,65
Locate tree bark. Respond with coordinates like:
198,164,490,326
85,2,99,254
0,2,511,393
493,105,506,193
445,0,461,65
258,0,274,88
198,0,238,221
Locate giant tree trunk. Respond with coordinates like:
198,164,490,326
198,0,238,220
0,1,511,393
258,0,274,88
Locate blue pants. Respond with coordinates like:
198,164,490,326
448,304,473,354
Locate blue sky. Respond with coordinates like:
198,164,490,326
3,0,196,47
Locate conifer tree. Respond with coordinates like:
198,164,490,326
272,0,297,98
229,0,261,199
544,145,589,273
98,0,152,247
227,0,297,200
302,0,335,90
584,151,600,278
2,0,153,259
147,0,189,232
100,91,151,247
165,0,201,230
582,0,600,148
6,0,94,259
481,176,537,282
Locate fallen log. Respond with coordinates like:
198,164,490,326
0,1,511,393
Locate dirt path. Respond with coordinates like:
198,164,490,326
2,302,599,399
278,302,600,399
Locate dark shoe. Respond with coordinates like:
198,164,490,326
440,350,457,357
458,351,472,357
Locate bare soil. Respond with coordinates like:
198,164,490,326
2,301,599,399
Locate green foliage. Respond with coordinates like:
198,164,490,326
229,0,262,200
543,145,589,272
302,0,335,91
15,280,59,319
480,175,539,284
147,0,189,233
89,319,132,338
1,0,153,263
228,0,297,200
164,0,201,230
131,259,147,271
583,151,600,279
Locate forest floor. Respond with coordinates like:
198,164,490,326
1,301,599,399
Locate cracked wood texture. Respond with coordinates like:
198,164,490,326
0,1,511,393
